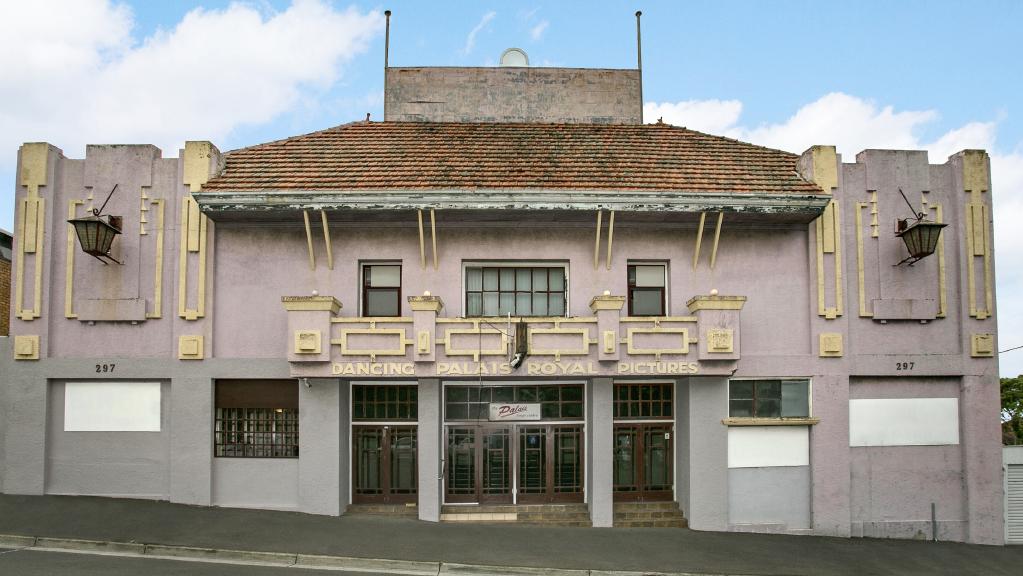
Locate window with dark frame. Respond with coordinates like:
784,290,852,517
627,264,666,316
613,383,673,419
214,380,298,458
728,379,810,418
465,265,566,317
444,384,584,421
352,385,418,420
362,263,401,317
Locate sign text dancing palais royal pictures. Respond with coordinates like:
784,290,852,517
332,360,701,376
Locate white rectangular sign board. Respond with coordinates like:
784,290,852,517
65,381,162,432
849,397,959,447
489,403,542,421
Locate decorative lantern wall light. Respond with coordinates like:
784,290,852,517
68,184,123,264
894,188,947,266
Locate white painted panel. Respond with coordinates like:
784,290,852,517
727,426,809,469
849,398,959,447
65,382,161,432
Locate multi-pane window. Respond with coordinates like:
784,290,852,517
352,385,418,420
362,263,401,316
729,379,810,418
627,264,666,316
214,380,298,458
465,266,566,317
613,383,673,419
444,385,584,420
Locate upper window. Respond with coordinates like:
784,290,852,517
729,379,810,419
362,263,401,316
627,264,666,316
352,385,418,421
613,382,673,420
465,265,566,317
214,380,298,458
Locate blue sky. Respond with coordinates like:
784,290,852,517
1,0,1020,375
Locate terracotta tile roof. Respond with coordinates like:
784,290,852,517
201,122,822,195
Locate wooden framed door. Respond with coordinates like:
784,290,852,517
613,423,673,501
445,425,513,504
517,424,584,503
353,425,417,503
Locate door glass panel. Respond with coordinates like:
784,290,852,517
390,428,417,494
644,427,672,491
613,428,638,492
355,428,383,495
447,428,476,497
518,427,546,495
482,428,511,496
554,427,583,493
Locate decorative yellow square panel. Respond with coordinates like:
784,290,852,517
417,330,431,355
14,335,39,360
295,330,322,354
819,333,843,358
178,335,204,360
707,329,734,353
603,330,617,354
971,333,994,358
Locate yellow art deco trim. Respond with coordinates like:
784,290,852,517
620,316,698,323
528,327,593,362
146,199,165,319
984,204,993,316
178,197,207,320
182,141,213,193
593,210,602,270
855,202,872,318
430,209,438,270
822,202,836,254
722,417,820,427
605,210,615,270
320,210,333,270
966,202,978,318
692,212,706,270
833,200,844,317
303,210,315,270
65,200,84,319
442,327,508,361
624,327,689,360
14,335,40,360
871,190,879,237
434,317,596,324
710,212,723,269
332,316,410,323
417,209,426,269
334,328,413,362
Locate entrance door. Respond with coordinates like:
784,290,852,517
353,426,417,503
613,423,673,501
445,425,513,504
446,424,583,504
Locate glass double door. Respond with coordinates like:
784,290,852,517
613,423,673,501
352,425,418,503
446,424,583,504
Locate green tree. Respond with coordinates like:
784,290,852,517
1003,376,1023,444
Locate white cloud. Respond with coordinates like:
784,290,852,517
644,99,743,135
463,11,496,55
0,0,383,162
530,20,549,41
647,92,1023,376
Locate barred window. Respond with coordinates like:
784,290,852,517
465,265,566,317
353,385,418,420
613,383,673,419
215,380,298,458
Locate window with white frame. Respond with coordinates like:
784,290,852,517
464,264,567,317
627,263,666,316
728,379,810,419
361,263,402,317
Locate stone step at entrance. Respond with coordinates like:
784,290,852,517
441,503,591,526
613,501,688,528
346,503,419,518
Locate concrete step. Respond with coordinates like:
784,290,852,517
440,503,591,526
346,504,418,517
613,501,687,528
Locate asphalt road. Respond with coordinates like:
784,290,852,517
0,548,392,575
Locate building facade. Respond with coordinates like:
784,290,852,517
0,55,1004,544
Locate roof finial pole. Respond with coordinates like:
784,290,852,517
384,10,392,69
635,10,643,124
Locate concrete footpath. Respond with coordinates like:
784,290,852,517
0,495,1020,576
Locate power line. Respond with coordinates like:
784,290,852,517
1001,344,1023,354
